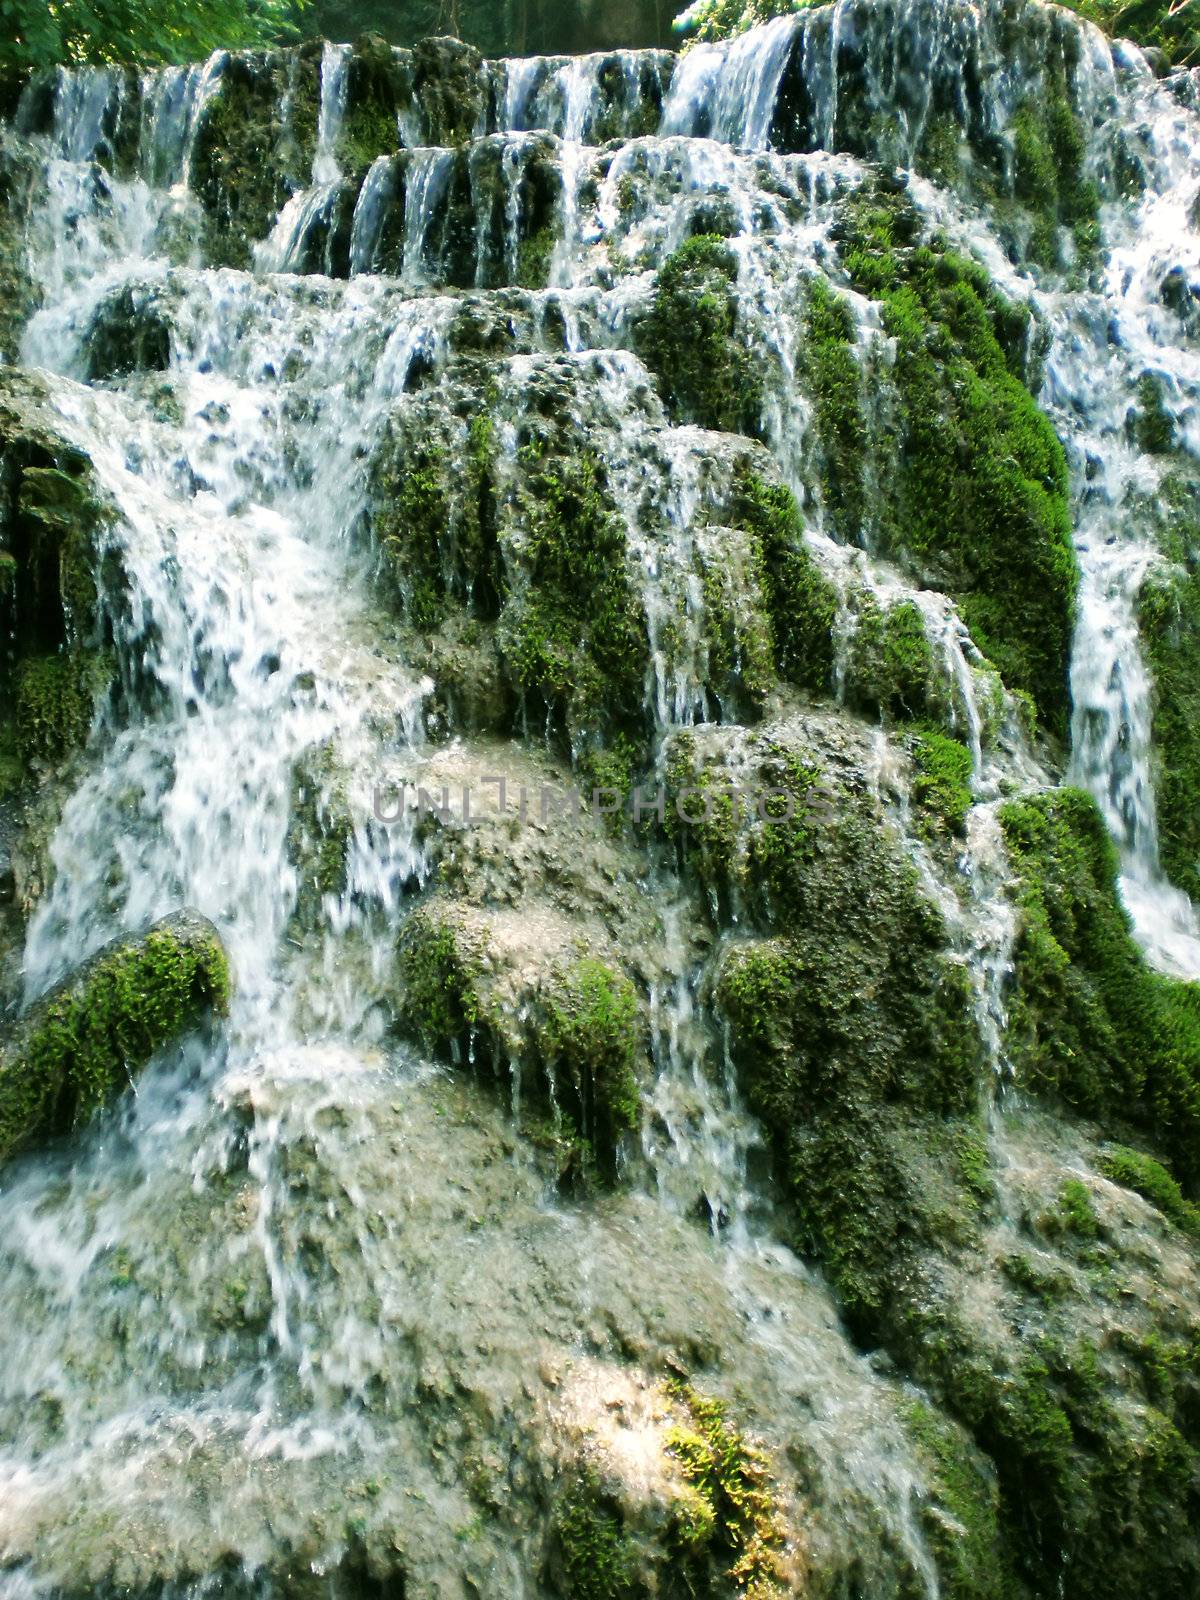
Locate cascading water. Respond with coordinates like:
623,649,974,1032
2,3,1200,1593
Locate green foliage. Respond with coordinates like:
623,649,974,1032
673,0,812,45
0,0,306,71
911,728,974,836
0,918,229,1166
636,235,762,435
1098,1144,1200,1234
837,188,1078,735
1055,0,1200,68
1000,787,1200,1183
803,278,867,542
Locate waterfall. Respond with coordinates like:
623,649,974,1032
3,4,1200,1593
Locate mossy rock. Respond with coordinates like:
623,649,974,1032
635,234,762,436
831,181,1078,737
191,48,321,269
396,905,644,1181
1138,528,1200,900
286,740,354,930
1000,787,1200,1184
0,911,230,1168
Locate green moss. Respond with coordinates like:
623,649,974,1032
498,447,647,754
845,595,939,722
706,741,982,1324
551,1471,639,1600
0,917,230,1166
1054,1178,1101,1240
836,188,1078,735
803,278,867,542
697,541,775,714
1136,550,1200,897
397,917,640,1179
287,741,353,927
15,653,104,765
540,958,641,1147
515,225,555,290
375,410,500,634
1132,372,1176,455
191,55,319,269
1011,86,1100,271
1000,787,1200,1183
728,470,836,695
396,910,480,1047
636,235,762,435
903,1398,1020,1600
911,728,974,836
663,1382,788,1597
1098,1144,1200,1234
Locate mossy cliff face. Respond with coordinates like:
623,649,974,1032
816,180,1077,738
0,911,229,1169
191,47,322,269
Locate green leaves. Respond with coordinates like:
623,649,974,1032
0,0,307,72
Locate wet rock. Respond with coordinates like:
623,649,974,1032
0,910,230,1168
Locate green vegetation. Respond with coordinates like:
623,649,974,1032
1136,487,1200,898
903,1399,1020,1600
498,445,647,754
1,0,305,71
837,185,1078,736
552,1471,639,1600
0,915,229,1166
540,957,642,1153
1011,89,1100,269
636,235,762,435
1000,787,1200,1183
516,226,556,290
803,278,867,542
844,595,939,722
1057,0,1200,67
911,728,974,836
15,653,104,765
663,1382,788,1597
396,909,481,1047
397,913,641,1178
1098,1143,1200,1234
287,741,353,929
729,470,836,694
673,0,811,45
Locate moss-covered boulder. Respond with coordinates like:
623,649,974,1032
0,911,230,1168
